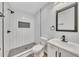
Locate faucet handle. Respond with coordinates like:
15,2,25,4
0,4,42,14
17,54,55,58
62,35,65,39
61,35,68,42
60,35,65,39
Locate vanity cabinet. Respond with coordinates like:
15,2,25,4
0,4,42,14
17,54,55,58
47,44,58,57
47,44,77,57
58,48,76,57
0,51,1,57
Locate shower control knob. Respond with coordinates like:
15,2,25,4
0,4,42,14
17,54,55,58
7,30,11,34
0,12,5,17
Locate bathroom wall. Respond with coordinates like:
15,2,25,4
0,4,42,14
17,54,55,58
4,2,11,56
35,2,79,44
8,11,34,50
4,2,35,56
34,3,55,43
35,3,55,43
34,12,40,43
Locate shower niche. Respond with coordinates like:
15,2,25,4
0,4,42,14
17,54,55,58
56,3,78,32
18,21,30,28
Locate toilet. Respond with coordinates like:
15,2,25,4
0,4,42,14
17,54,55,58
32,37,48,57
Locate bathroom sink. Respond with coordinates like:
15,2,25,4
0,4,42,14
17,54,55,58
48,38,68,47
52,39,78,49
67,42,79,49
48,38,79,51
48,38,79,56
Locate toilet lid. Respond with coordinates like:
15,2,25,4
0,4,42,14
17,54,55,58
32,44,44,53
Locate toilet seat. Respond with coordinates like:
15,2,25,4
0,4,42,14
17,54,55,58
32,44,44,53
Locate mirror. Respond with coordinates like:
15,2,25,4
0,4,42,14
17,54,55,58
56,3,78,32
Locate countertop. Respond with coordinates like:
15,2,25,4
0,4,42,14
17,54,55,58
47,38,79,57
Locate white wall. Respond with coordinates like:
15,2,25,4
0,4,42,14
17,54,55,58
4,2,11,56
4,2,35,56
8,11,34,49
34,12,40,43
35,2,79,44
35,3,55,43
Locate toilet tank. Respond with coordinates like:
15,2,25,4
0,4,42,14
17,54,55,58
40,37,48,45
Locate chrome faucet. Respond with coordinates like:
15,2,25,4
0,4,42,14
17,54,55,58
61,35,68,42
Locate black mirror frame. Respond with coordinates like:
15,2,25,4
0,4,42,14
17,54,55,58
56,3,78,32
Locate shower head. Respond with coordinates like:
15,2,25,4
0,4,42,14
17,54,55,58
8,9,14,14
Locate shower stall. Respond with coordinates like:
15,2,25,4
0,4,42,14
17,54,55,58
0,2,35,57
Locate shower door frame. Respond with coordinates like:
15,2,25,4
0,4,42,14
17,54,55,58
2,2,4,57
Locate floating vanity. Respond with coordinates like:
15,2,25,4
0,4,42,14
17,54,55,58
47,38,79,57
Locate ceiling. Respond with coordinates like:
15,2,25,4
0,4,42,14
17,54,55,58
9,2,48,15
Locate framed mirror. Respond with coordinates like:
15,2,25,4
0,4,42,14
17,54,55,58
56,3,78,32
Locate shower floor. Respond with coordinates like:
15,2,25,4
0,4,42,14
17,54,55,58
8,42,36,57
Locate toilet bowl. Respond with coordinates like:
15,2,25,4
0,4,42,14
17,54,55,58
32,37,48,57
32,44,44,57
